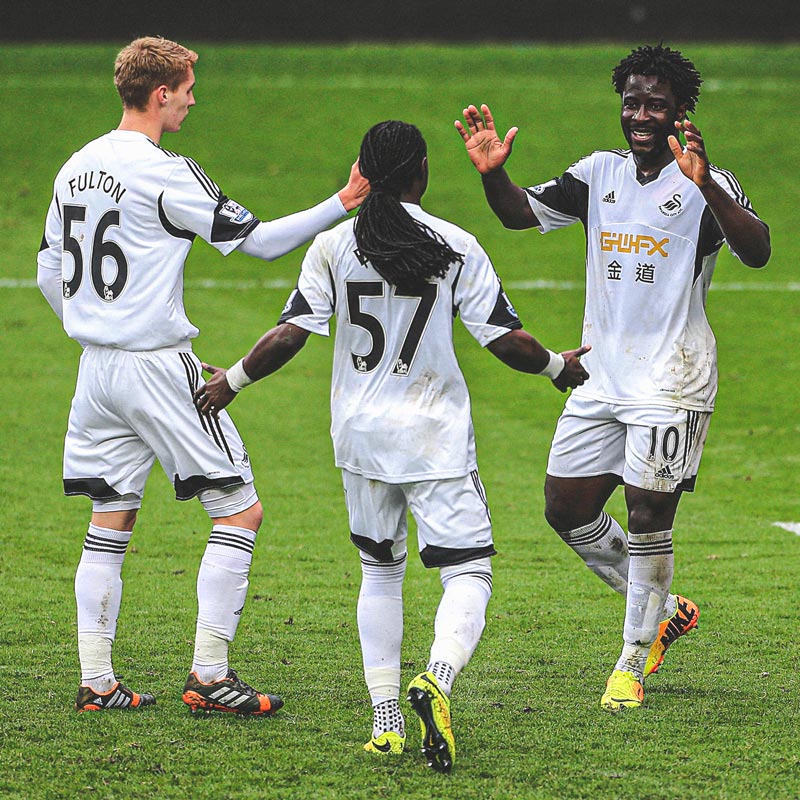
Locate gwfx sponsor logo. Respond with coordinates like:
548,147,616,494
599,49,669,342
600,232,669,257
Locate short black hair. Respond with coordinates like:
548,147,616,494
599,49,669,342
612,44,702,112
354,121,463,293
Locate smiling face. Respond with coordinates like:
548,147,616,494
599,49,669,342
620,74,686,174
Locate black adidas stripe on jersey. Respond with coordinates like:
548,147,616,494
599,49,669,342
183,156,220,200
709,164,759,216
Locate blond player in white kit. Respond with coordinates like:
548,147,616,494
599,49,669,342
457,44,770,711
36,36,367,714
194,121,590,771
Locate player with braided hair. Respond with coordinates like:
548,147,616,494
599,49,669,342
355,120,463,291
458,44,770,711
194,120,589,771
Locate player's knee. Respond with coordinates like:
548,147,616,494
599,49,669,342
626,489,679,534
228,499,263,532
91,501,140,532
544,488,580,532
544,475,613,533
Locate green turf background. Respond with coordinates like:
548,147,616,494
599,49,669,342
1,43,798,799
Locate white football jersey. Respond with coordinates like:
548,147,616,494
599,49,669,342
37,130,259,350
279,203,522,482
526,150,764,411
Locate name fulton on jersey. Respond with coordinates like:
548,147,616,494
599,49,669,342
66,171,127,204
38,130,261,351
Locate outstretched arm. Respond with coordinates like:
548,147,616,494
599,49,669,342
486,330,590,392
455,104,539,230
194,323,311,415
670,120,770,268
237,160,369,261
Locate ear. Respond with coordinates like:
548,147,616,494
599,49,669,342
676,103,688,122
155,84,170,106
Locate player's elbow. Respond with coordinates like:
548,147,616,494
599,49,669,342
741,226,771,269
500,217,530,231
496,205,539,231
750,241,771,269
741,243,771,269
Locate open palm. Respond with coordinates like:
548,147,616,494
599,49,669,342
455,104,518,175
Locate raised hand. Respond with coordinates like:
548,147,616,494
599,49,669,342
669,119,711,188
455,104,518,174
552,344,591,393
194,363,237,416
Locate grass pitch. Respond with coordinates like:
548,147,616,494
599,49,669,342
1,43,799,800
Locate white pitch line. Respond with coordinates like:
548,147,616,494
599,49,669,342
3,278,800,292
773,522,800,536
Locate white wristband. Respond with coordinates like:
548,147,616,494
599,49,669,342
539,350,565,380
225,358,255,393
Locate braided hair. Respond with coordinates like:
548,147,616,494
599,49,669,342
355,121,464,293
612,44,702,112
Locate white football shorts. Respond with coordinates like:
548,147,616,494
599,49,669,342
547,394,711,493
63,345,254,509
341,468,496,567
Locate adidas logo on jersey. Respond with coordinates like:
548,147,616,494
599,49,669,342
602,190,616,203
654,464,675,480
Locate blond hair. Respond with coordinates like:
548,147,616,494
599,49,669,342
114,36,199,111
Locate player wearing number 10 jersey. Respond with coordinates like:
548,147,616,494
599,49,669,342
194,121,589,770
36,36,367,713
457,44,770,710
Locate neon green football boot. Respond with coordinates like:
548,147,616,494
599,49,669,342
600,669,644,712
407,671,455,773
364,731,406,755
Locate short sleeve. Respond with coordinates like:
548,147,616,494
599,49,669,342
277,233,335,336
454,238,523,347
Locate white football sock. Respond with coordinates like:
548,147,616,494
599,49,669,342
558,512,629,595
372,698,405,738
616,529,674,679
358,554,406,705
192,525,256,681
191,627,230,684
427,558,493,695
75,524,131,692
427,660,456,695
